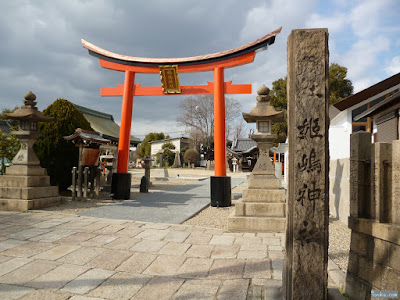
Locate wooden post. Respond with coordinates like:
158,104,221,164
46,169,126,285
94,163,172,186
77,144,83,198
72,166,77,200
83,167,89,198
95,168,100,198
285,29,329,299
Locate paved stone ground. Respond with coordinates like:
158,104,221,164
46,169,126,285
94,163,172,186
0,211,284,300
78,176,246,224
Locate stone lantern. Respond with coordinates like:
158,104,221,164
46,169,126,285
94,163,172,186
242,85,284,187
0,92,62,212
4,91,53,174
227,85,286,232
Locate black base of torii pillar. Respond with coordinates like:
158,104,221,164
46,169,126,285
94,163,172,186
111,173,131,200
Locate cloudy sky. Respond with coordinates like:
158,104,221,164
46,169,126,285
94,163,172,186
0,0,399,139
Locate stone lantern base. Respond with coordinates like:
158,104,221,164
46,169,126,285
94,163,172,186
0,165,63,212
228,138,286,232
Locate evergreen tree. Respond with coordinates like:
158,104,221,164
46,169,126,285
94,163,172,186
161,142,176,166
269,63,354,143
138,132,168,158
33,99,92,190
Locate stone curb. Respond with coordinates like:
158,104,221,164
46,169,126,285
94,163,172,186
328,257,347,291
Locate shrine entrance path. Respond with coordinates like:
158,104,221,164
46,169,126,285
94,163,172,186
78,174,247,224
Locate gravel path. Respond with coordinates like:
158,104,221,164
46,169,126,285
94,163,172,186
329,218,351,272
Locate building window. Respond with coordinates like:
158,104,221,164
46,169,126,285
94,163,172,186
257,121,270,134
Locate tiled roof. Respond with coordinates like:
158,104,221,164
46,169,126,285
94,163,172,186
64,128,111,145
73,104,140,144
231,138,257,152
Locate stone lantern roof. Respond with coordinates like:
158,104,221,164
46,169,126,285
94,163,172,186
242,85,284,123
4,91,53,122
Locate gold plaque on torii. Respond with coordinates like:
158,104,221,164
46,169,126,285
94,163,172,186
159,65,181,94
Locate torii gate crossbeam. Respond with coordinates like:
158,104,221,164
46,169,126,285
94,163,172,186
82,27,281,200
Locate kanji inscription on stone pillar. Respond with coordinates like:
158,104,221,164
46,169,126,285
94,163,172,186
284,28,329,300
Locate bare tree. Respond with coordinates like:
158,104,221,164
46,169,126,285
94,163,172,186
177,95,243,149
231,118,247,141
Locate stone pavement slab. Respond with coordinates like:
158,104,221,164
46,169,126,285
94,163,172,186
132,277,185,300
26,263,89,289
60,268,114,295
0,257,33,277
143,255,186,276
0,210,285,300
0,284,34,300
88,272,151,300
172,279,221,300
0,259,59,285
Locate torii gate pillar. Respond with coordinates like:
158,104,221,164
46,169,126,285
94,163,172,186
210,66,231,206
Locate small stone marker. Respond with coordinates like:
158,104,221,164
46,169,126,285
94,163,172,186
284,29,329,299
140,176,149,193
143,156,153,187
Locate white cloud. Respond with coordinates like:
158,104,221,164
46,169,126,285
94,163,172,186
352,77,381,93
306,13,347,33
130,119,186,138
340,36,390,85
385,56,400,76
349,0,392,37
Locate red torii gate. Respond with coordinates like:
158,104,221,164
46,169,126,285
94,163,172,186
82,27,281,200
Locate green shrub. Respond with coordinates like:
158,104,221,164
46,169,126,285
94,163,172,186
33,99,92,190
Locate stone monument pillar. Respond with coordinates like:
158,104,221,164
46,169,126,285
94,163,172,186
172,151,181,168
0,92,63,212
284,29,329,299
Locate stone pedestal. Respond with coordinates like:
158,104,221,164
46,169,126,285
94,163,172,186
228,138,286,232
284,29,329,299
0,152,62,212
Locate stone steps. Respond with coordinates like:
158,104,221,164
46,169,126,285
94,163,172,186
0,197,64,212
227,211,286,232
235,201,286,217
242,189,285,203
0,176,50,187
0,186,58,200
